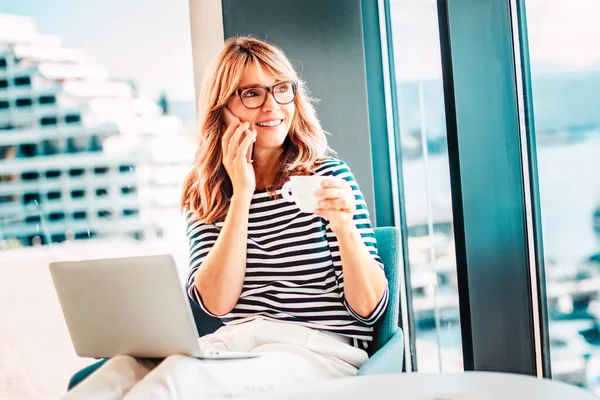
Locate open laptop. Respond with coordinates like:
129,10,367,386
49,254,258,360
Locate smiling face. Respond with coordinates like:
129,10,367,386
226,64,296,151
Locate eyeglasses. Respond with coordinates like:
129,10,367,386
236,81,297,109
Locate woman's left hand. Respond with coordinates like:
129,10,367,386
314,178,356,235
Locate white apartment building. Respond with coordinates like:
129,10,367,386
0,13,194,248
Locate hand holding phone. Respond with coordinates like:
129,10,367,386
223,107,254,163
221,107,256,198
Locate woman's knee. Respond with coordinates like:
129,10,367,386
137,355,210,396
106,355,139,369
103,355,155,379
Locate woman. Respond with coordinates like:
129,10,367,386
63,36,388,400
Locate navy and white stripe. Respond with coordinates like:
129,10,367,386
186,158,389,350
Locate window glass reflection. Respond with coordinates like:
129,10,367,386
389,0,463,372
0,3,196,397
525,0,600,392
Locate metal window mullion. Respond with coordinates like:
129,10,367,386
512,0,551,378
436,0,542,375
361,0,418,372
379,0,418,372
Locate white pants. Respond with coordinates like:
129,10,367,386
61,318,368,399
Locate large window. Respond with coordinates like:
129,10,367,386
525,0,600,393
388,0,462,371
0,2,196,398
387,0,600,381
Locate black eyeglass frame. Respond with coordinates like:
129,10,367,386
235,80,298,109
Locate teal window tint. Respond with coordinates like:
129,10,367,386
386,0,462,372
524,0,600,392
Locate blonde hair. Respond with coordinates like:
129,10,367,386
180,36,333,223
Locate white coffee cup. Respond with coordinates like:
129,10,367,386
281,175,328,213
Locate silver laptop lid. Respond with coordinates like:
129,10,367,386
49,254,202,359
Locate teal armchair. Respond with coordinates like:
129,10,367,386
68,226,403,389
358,226,404,374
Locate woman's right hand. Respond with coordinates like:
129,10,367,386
221,118,257,199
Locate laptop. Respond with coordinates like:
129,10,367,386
49,254,258,360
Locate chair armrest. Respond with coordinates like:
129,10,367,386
68,359,108,390
357,329,404,376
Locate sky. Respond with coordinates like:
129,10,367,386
1,0,599,95
0,0,196,101
390,0,600,81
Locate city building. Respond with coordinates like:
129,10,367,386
0,13,193,248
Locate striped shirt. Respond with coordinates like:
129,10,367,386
186,158,389,350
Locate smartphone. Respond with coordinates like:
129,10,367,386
222,107,254,163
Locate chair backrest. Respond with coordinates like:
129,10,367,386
188,292,223,337
370,227,401,355
186,226,401,354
